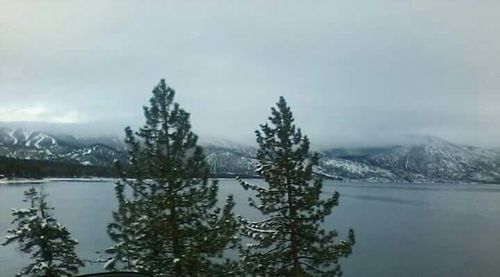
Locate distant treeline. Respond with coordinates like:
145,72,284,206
0,156,261,179
0,157,118,179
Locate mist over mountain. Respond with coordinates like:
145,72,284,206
0,121,124,139
1,124,499,183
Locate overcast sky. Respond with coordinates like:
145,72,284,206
1,1,499,147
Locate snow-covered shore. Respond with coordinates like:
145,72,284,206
0,179,48,185
47,177,117,183
0,177,117,185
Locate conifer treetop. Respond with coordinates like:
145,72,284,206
107,79,238,276
238,96,354,276
3,187,84,277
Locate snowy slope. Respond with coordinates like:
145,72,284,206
1,127,500,183
0,128,127,167
321,136,500,183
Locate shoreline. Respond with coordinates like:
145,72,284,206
0,176,258,185
1,177,497,186
0,177,118,185
0,179,49,185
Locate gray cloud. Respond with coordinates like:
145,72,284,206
1,1,500,148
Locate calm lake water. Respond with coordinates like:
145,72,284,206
1,180,500,276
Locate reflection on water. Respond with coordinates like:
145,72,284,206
340,193,426,206
1,180,500,276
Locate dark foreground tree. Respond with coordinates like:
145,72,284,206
237,97,355,276
106,79,239,276
2,187,84,277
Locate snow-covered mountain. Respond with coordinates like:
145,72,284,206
201,135,500,183
205,146,257,177
320,136,500,183
0,128,127,167
1,127,500,183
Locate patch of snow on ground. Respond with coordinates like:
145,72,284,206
7,129,18,145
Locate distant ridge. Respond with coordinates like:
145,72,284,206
1,126,500,183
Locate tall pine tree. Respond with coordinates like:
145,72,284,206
106,79,239,276
2,187,84,277
238,97,355,276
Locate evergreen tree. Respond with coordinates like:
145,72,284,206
106,79,239,276
2,187,84,277
237,97,355,276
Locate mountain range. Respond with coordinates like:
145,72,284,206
1,127,500,184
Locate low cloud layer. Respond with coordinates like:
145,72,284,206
1,1,500,147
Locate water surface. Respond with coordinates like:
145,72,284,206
1,180,500,276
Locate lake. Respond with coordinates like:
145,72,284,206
1,180,500,276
